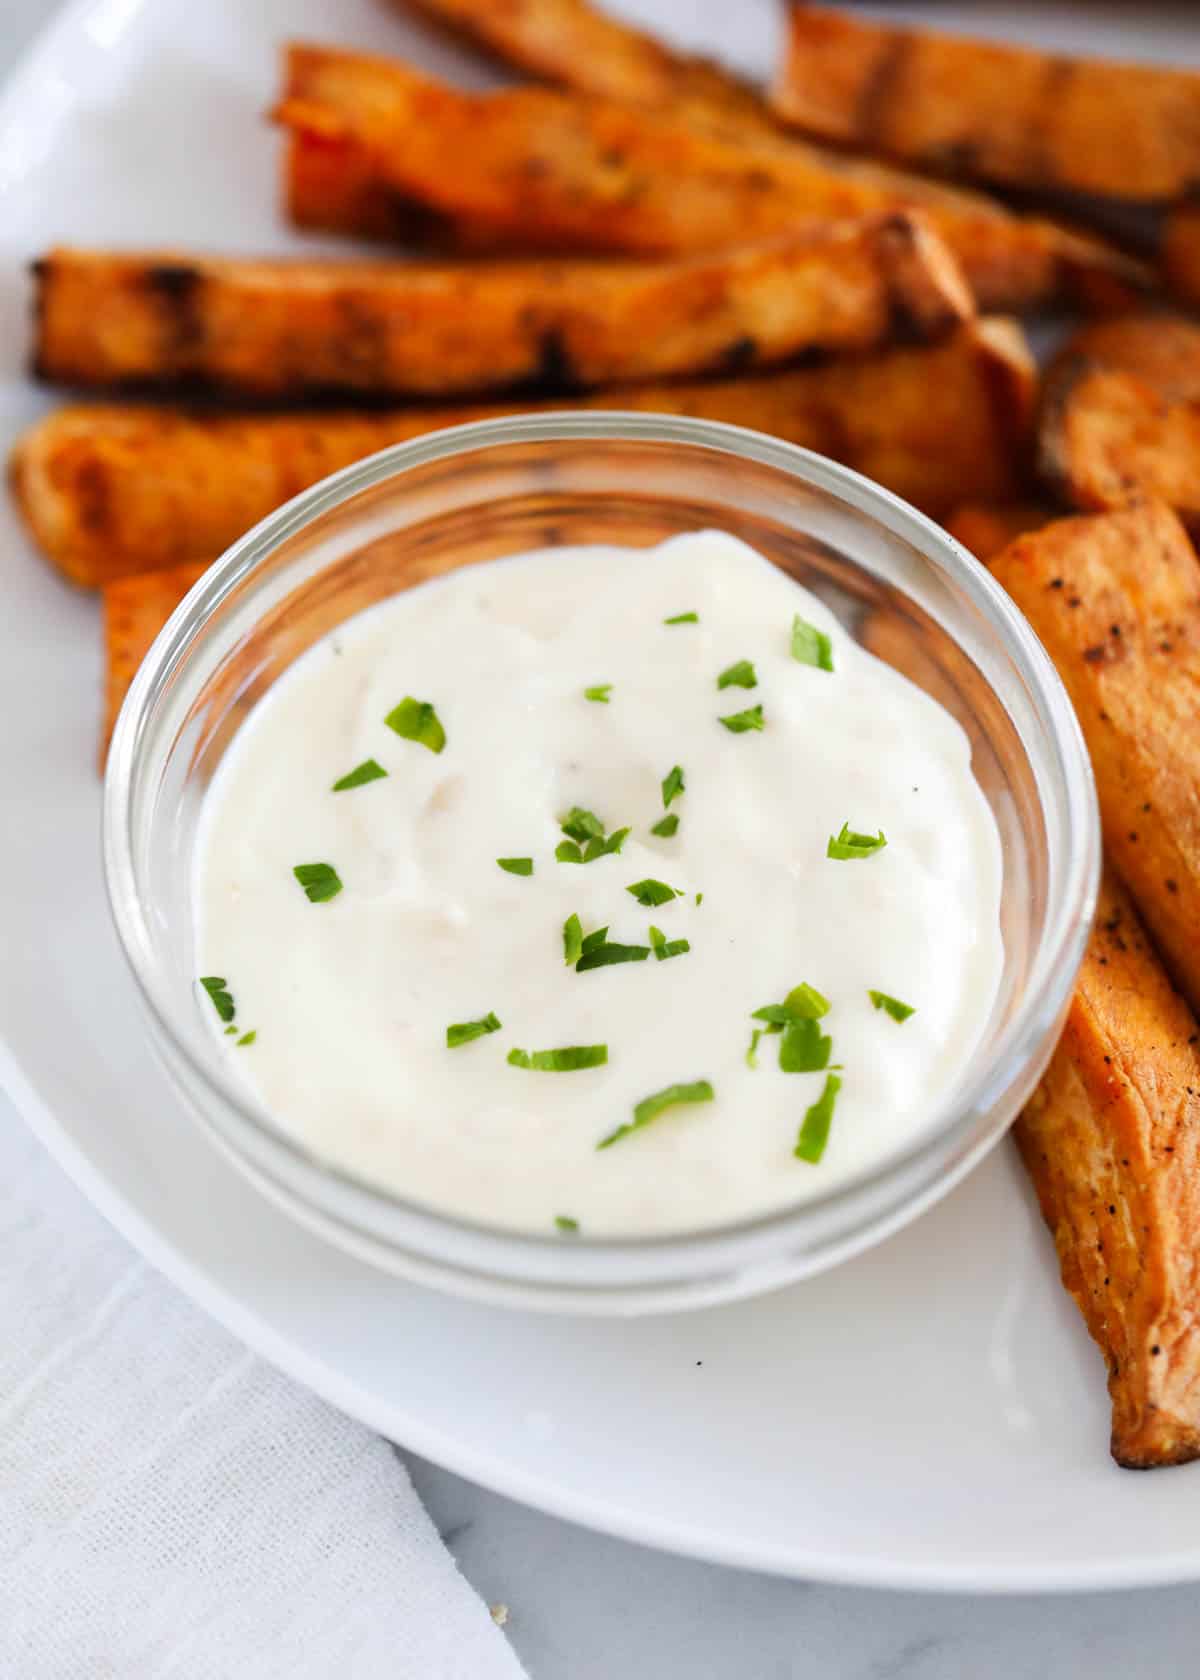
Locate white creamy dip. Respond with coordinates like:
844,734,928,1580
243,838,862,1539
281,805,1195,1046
194,531,1003,1237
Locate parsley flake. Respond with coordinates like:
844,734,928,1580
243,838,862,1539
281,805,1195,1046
384,697,446,754
661,765,685,808
584,684,612,703
648,924,690,962
745,1028,763,1068
870,989,916,1023
827,823,887,860
236,1030,257,1047
446,1012,502,1049
717,659,757,691
199,976,235,1024
791,614,834,672
508,1044,608,1071
555,1215,580,1233
293,862,343,903
497,857,533,876
626,878,679,907
597,1080,714,1150
752,982,829,1025
664,611,698,625
332,757,387,792
563,913,583,965
651,813,679,838
795,1074,842,1163
575,938,651,971
718,704,764,734
778,1017,833,1074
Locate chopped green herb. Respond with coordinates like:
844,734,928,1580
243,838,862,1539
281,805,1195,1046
580,925,609,955
236,1030,257,1047
555,1215,580,1233
508,1044,608,1071
293,862,343,903
584,684,612,703
778,1017,833,1074
795,1074,842,1164
384,697,446,754
224,1024,237,1037
695,892,703,906
661,764,685,808
791,614,834,672
664,611,698,625
716,659,757,691
593,825,630,859
556,840,584,863
651,813,679,838
563,913,583,965
575,939,651,972
745,1028,763,1068
870,989,916,1023
626,877,679,907
199,975,235,1024
497,856,533,876
332,757,387,792
718,704,764,734
827,823,887,861
597,1080,714,1150
648,924,690,962
752,983,829,1026
446,1011,502,1049
560,806,606,844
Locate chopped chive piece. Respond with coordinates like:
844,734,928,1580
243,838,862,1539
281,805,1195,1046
555,1215,580,1233
236,1030,257,1047
597,1080,714,1150
751,1004,792,1025
332,757,387,792
716,659,757,691
561,806,605,844
224,1024,237,1036
199,975,235,1024
827,822,887,861
626,877,679,907
563,913,583,965
664,611,698,625
648,925,689,961
384,697,446,754
778,1017,833,1074
870,989,916,1023
719,704,764,734
580,925,609,955
497,856,533,876
446,1011,502,1049
745,1028,763,1068
584,684,612,703
752,983,829,1026
556,840,584,863
791,614,834,672
575,940,651,972
651,813,680,838
695,892,703,906
661,765,685,808
795,1074,842,1164
508,1044,608,1071
293,862,343,903
602,825,630,856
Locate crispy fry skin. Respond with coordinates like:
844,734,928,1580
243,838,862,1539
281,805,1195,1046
771,4,1200,202
991,503,1200,1016
1165,201,1200,312
1048,314,1200,403
274,44,1147,315
943,502,1050,562
30,219,974,400
399,0,774,138
1017,872,1200,1469
12,321,1033,585
102,563,206,764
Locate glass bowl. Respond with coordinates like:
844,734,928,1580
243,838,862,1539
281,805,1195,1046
103,413,1099,1315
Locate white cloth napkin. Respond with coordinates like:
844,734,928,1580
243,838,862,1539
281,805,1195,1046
0,1105,527,1680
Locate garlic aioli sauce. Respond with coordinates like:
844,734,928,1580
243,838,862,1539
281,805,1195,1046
194,532,1003,1237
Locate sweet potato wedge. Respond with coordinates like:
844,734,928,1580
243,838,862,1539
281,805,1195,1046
1164,201,1200,313
943,502,1050,562
102,563,206,763
12,320,1034,585
30,218,974,400
1047,314,1200,404
771,4,1200,203
275,44,1147,315
991,502,1200,1017
1017,871,1200,1469
399,0,774,138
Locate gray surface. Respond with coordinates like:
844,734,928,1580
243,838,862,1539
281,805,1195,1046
6,2,1200,1676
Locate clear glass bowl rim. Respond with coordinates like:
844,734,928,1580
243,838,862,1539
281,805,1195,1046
103,410,1100,1270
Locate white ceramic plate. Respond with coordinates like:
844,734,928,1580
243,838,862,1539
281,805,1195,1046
3,0,1200,1594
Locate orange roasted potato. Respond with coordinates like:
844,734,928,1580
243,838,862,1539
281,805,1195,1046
275,44,1147,316
102,563,207,762
31,217,974,400
991,502,1200,1017
771,4,1200,202
943,503,1050,563
12,320,1034,586
1017,871,1200,1469
1164,201,1200,312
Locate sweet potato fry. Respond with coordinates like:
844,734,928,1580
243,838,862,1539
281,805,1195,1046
12,320,1034,585
275,45,1147,315
399,0,774,138
1038,315,1200,533
943,502,1050,562
102,563,206,763
30,218,974,400
1017,871,1200,1469
771,4,1200,203
990,502,1200,1016
1164,201,1200,313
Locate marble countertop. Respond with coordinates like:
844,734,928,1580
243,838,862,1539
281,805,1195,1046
6,2,1200,1673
